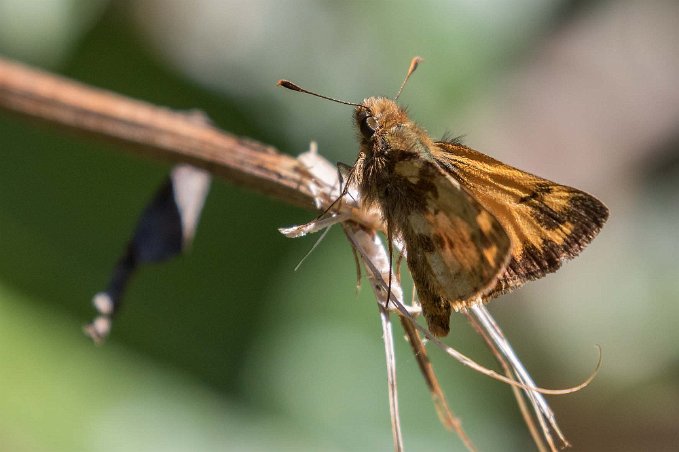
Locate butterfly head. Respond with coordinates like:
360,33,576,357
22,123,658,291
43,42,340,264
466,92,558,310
277,56,424,154
354,98,409,143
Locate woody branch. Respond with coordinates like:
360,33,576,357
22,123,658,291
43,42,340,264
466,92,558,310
0,57,323,211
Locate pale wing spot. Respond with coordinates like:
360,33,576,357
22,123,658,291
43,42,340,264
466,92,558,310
475,210,495,235
394,160,421,180
483,244,499,267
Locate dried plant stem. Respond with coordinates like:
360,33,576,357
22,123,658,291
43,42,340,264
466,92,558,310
379,304,404,452
341,221,477,451
465,311,548,452
469,306,569,450
0,57,317,210
337,221,406,451
399,317,476,451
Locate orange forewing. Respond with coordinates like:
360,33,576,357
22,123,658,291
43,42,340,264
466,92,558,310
432,142,609,298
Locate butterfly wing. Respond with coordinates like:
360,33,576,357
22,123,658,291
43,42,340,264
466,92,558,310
432,141,609,298
389,154,511,336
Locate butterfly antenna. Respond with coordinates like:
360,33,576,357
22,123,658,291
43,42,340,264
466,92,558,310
277,80,363,108
394,56,423,101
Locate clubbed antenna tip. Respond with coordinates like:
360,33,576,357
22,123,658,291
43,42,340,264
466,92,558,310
395,56,423,101
276,79,362,107
277,79,302,91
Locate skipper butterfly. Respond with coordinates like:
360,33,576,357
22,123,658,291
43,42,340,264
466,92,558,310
279,57,608,336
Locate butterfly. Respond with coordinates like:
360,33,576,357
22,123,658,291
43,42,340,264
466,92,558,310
279,57,608,336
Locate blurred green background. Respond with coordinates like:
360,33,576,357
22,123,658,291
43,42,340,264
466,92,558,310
1,1,678,450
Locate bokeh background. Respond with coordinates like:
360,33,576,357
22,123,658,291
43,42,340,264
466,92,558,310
1,1,678,450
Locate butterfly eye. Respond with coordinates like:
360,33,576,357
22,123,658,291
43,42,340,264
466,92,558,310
360,115,378,139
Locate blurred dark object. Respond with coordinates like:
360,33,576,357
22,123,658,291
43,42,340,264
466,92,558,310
85,164,210,343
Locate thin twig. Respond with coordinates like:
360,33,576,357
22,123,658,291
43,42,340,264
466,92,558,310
399,317,476,451
465,311,548,452
471,306,569,449
379,303,404,452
